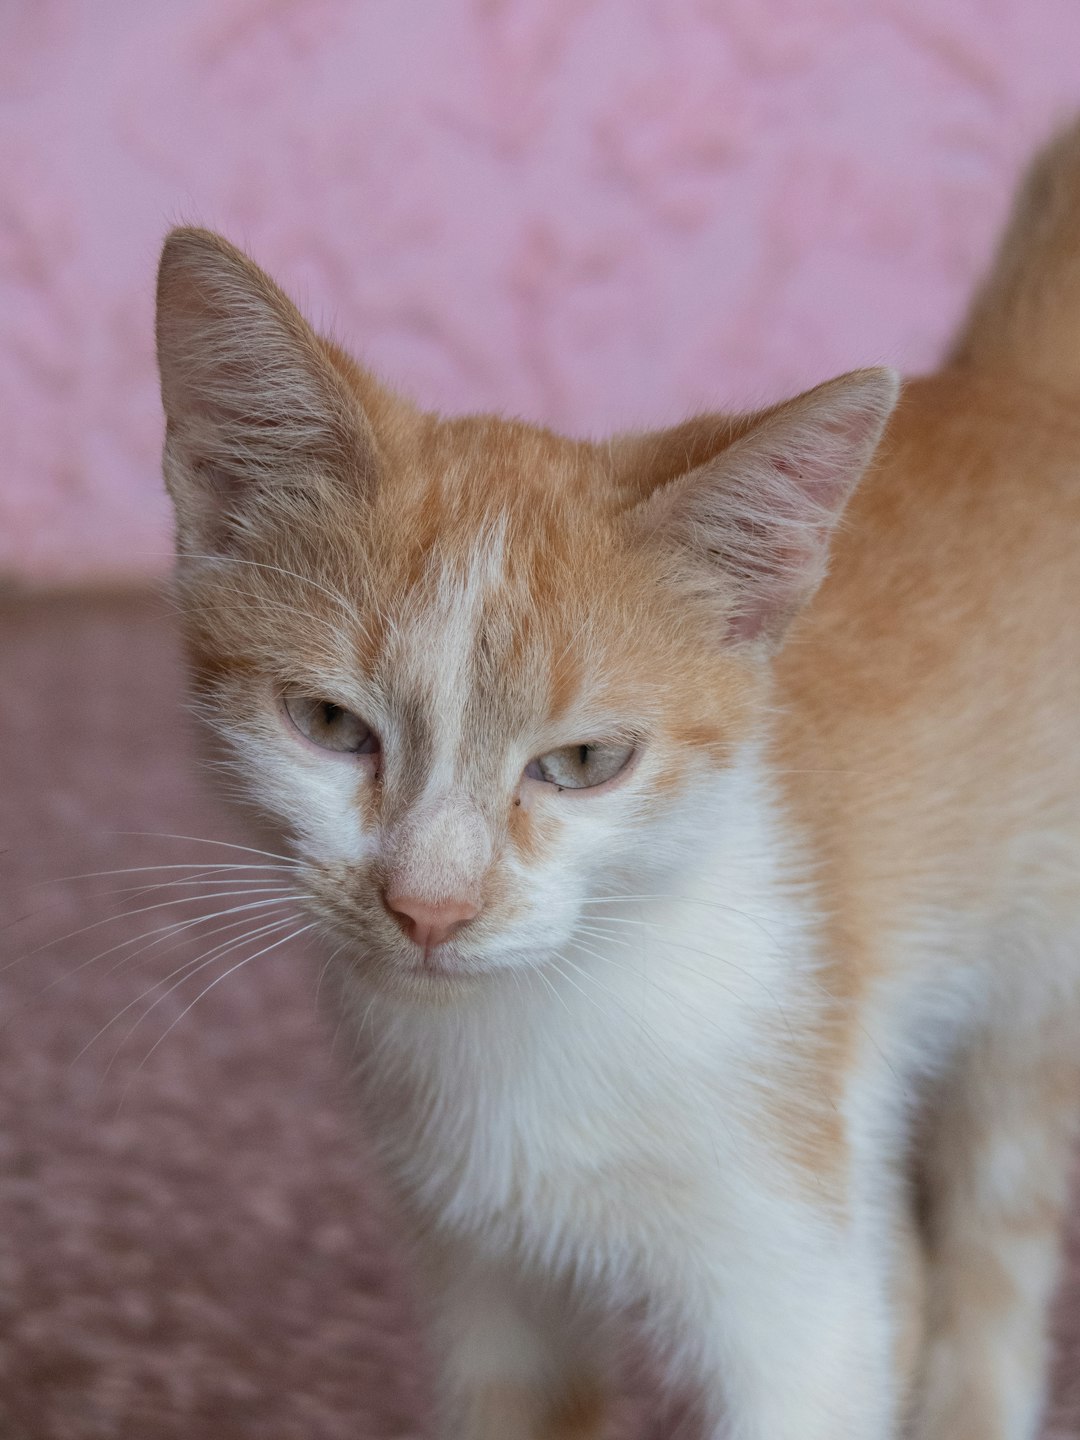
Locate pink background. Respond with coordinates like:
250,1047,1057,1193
4,0,1080,588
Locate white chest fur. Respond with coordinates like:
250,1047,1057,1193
346,757,836,1285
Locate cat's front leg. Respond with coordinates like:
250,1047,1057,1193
418,1237,611,1440
648,1198,899,1440
912,1011,1080,1440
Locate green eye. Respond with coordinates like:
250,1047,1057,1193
525,741,634,790
283,693,379,755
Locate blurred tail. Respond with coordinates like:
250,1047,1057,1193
949,117,1080,398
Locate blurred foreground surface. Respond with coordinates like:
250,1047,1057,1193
0,594,1078,1438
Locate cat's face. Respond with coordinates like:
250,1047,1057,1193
156,229,897,997
176,430,766,995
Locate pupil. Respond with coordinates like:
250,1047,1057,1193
322,702,342,725
578,744,590,766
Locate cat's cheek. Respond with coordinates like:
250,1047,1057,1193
506,790,638,903
507,789,562,865
219,722,377,868
491,861,586,958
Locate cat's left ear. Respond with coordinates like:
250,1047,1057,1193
635,367,899,650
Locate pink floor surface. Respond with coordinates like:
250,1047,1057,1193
1,593,1078,1438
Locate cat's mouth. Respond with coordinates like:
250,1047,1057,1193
402,941,483,982
351,946,498,1004
316,912,495,995
300,876,550,997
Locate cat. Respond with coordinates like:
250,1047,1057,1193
155,119,1080,1440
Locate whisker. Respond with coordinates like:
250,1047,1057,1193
583,914,895,1091
109,911,302,1043
313,941,350,1013
548,955,609,1019
11,895,300,1000
2,886,304,975
33,861,299,888
575,894,784,930
551,948,669,1055
119,922,317,1105
312,945,354,1062
98,901,299,984
583,935,751,1020
531,961,573,1016
575,924,636,950
111,833,298,865
553,949,746,1144
102,876,298,900
75,912,299,1067
574,916,795,1038
569,894,798,972
354,991,380,1057
567,894,795,945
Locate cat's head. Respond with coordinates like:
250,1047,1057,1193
156,228,897,998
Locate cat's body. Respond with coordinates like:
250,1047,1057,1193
156,123,1080,1440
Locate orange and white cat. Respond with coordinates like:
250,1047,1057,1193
156,121,1080,1440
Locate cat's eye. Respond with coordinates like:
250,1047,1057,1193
283,693,379,756
524,741,635,791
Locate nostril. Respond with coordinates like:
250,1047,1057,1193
381,891,480,949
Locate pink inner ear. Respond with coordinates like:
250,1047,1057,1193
727,605,771,645
770,453,832,498
651,369,899,648
716,449,840,644
725,532,820,643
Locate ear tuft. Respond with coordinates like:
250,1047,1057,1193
638,367,899,649
155,227,372,551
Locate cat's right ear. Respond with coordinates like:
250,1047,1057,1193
155,227,376,553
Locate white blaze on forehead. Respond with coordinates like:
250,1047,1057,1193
405,516,509,797
384,519,508,899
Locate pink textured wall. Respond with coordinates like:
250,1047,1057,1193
4,0,1080,587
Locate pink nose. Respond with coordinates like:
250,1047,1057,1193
382,892,480,950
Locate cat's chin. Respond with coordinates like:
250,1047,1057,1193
333,932,562,1006
335,941,504,1004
